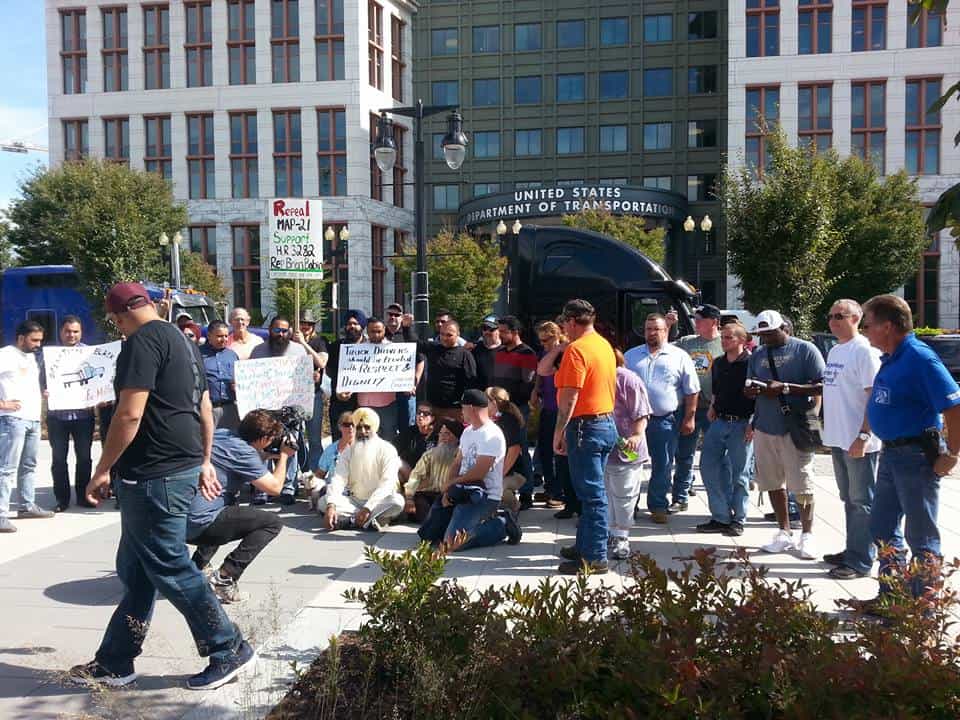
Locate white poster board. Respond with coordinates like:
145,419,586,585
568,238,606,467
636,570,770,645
267,198,324,280
43,342,121,411
336,343,417,394
235,354,314,419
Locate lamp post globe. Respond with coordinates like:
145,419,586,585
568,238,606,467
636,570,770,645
511,219,522,234
700,214,713,233
496,220,507,235
683,216,695,233
372,113,397,173
440,111,468,170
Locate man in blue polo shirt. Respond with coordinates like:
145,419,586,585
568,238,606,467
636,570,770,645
201,321,240,430
860,294,960,609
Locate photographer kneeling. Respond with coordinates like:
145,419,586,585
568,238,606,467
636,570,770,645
187,410,293,603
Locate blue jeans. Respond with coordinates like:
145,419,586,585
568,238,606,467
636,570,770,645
517,403,534,497
96,466,242,673
417,496,505,551
700,418,752,524
830,447,879,575
538,408,561,498
306,390,325,471
0,416,40,517
870,444,942,598
565,415,617,563
646,414,678,513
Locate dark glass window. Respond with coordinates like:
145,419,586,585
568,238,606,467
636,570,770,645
643,14,672,42
187,113,215,199
688,66,718,94
557,20,585,48
103,117,129,163
599,125,627,153
273,110,303,196
600,18,628,46
851,80,886,174
599,71,628,100
316,0,345,80
515,129,542,156
556,127,585,154
852,1,886,51
557,73,586,102
515,75,542,104
473,25,499,52
515,23,541,51
229,111,258,198
431,80,458,105
643,122,672,150
431,28,457,55
746,0,779,57
102,8,128,92
232,225,261,312
905,78,941,175
144,115,172,179
687,174,716,202
688,11,718,40
798,84,832,151
473,131,500,158
228,0,256,84
473,78,499,106
185,1,213,87
644,68,672,97
143,5,169,90
271,0,299,83
61,10,87,94
433,185,459,210
688,119,718,148
798,0,832,54
907,8,943,48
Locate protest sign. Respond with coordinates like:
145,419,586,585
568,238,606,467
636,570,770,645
235,354,314,418
336,343,417,394
43,341,121,411
268,198,324,280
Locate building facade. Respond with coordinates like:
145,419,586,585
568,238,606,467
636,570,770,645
728,0,960,328
46,0,416,328
412,0,729,305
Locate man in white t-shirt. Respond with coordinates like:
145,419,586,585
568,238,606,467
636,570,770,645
822,299,882,579
0,321,55,532
417,389,521,549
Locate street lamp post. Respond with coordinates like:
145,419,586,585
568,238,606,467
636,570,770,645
158,231,183,289
372,100,467,337
324,225,350,332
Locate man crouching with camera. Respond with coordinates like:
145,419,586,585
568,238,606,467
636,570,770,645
186,409,295,603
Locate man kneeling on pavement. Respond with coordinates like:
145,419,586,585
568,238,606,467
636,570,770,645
186,409,292,603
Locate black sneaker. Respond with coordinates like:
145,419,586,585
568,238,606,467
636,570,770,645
209,572,242,604
558,545,580,561
277,494,296,506
724,522,745,537
557,559,608,576
828,565,870,580
668,501,688,514
69,660,138,688
518,495,534,511
187,641,256,691
554,508,577,520
823,552,846,565
696,520,730,533
502,509,522,545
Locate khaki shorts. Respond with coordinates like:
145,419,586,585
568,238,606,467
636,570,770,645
753,430,816,495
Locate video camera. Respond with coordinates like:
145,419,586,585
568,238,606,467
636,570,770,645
264,406,308,455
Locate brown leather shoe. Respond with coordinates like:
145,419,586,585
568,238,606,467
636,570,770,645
651,511,669,524
557,559,608,575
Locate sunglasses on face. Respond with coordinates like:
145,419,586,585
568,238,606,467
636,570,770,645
826,313,850,321
416,410,433,417
271,327,291,334
340,422,354,428
387,312,402,318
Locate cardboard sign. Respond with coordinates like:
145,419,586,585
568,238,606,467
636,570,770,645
268,198,324,280
336,343,417,393
43,342,121,411
235,354,314,419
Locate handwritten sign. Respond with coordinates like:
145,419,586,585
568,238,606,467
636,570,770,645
336,343,417,393
43,342,121,411
268,197,324,280
235,354,314,419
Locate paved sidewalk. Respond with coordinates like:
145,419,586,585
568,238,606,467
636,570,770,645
1,446,957,719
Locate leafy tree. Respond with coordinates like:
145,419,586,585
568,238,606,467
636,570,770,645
391,230,507,332
0,219,16,269
179,249,227,301
561,207,667,264
274,278,329,324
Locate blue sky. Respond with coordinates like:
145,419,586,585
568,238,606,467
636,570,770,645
0,2,47,215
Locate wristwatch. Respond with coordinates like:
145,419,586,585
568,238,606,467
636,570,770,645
781,384,790,395
857,432,871,442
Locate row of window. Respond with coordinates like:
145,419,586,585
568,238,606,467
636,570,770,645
746,77,944,175
429,12,719,55
746,1,943,58
60,1,404,99
431,66,719,106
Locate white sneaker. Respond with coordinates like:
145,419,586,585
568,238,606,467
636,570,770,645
609,537,630,560
796,532,818,560
761,529,795,554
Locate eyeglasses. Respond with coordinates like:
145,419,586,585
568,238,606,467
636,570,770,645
340,422,354,428
387,312,402,318
271,327,291,334
416,410,433,417
183,332,196,339
826,313,851,321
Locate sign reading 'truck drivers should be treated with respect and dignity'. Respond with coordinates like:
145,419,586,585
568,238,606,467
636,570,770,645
336,343,418,394
268,198,324,280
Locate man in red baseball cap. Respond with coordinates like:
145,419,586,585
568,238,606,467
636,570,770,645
103,282,152,315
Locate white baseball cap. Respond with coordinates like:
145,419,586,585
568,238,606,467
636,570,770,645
751,310,785,334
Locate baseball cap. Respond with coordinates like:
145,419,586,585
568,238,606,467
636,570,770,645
695,304,721,321
461,389,489,408
105,282,151,315
481,314,498,330
751,310,785,334
386,303,403,314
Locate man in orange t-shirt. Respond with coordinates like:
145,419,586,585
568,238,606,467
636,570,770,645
553,299,618,575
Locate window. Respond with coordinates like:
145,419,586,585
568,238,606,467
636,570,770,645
316,0,345,80
393,229,408,303
232,225,261,312
600,18,628,46
644,122,672,150
688,119,717,148
392,122,406,206
61,10,86,94
515,75,541,104
144,115,171,179
272,0,300,82
369,112,382,199
371,225,386,317
599,178,628,186
104,118,129,164
228,0,256,85
557,20,585,48
600,125,627,153
102,8,127,92
644,68,672,97
63,119,88,161
391,17,405,101
905,231,940,328
688,66,718,95
905,78,941,175
189,225,217,270
229,111,258,198
431,28,457,55
473,131,500,158
515,129,542,156
643,176,672,191
687,174,716,202
851,80,886,173
187,113,215,199
515,23,541,51
643,14,672,42
432,80,458,105
185,1,212,87
557,73,585,102
852,0,886,51
556,179,584,188
473,25,499,53
433,185,459,211
745,85,780,171
473,78,499,106
515,181,543,190
908,8,942,48
798,84,832,151
368,1,383,89
143,5,169,90
798,0,832,54
599,71,628,100
274,110,303,197
432,133,446,160
746,0,779,57
557,127,585,155
474,183,500,197
688,11,718,40
317,107,347,196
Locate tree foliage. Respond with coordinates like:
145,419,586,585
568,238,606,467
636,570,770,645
561,207,667,264
274,278,329,324
0,219,16,270
391,230,507,332
179,249,227,302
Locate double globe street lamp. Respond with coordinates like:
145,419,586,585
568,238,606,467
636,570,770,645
683,214,714,288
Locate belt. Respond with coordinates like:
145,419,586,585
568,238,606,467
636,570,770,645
572,412,613,422
883,435,924,448
212,400,235,408
716,413,750,422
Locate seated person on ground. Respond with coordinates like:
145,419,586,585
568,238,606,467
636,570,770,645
397,402,438,486
485,386,529,512
310,411,355,511
403,419,463,523
324,407,405,531
187,410,293,604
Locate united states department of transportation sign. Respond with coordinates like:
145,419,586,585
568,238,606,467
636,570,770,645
267,198,324,280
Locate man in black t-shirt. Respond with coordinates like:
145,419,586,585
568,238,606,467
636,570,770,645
409,317,477,424
69,283,253,692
